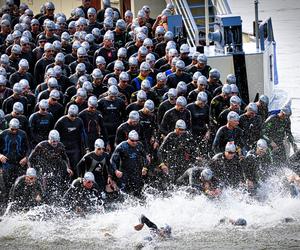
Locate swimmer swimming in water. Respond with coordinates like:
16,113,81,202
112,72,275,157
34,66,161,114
134,214,172,240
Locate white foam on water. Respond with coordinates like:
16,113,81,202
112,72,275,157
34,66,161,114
1,169,299,248
1,2,300,248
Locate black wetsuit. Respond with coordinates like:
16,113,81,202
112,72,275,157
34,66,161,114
110,141,147,196
239,114,263,150
0,88,13,109
176,166,204,186
186,103,209,138
263,114,295,162
160,107,191,136
38,89,64,104
131,90,160,107
257,103,269,122
54,116,87,171
159,131,195,181
118,85,135,105
115,122,147,151
97,97,126,147
140,214,158,230
154,42,167,58
34,57,54,85
242,149,273,186
207,81,222,95
32,47,44,63
9,58,20,72
151,85,169,105
113,31,126,49
63,178,101,212
289,151,300,176
93,46,117,66
69,60,94,75
166,72,192,89
210,153,244,188
187,89,212,105
65,53,77,66
2,95,28,116
127,44,139,58
55,75,73,94
76,151,111,192
217,108,242,128
86,21,103,33
5,114,29,135
157,99,175,126
28,141,70,204
139,110,159,170
212,125,244,154
48,102,64,123
63,85,77,105
209,94,230,129
65,100,88,115
154,57,168,70
23,92,36,116
138,110,158,144
46,63,72,78
28,111,55,148
9,71,35,90
186,65,211,78
125,99,142,111
176,166,220,193
92,83,108,98
78,109,108,151
0,129,29,200
9,175,43,212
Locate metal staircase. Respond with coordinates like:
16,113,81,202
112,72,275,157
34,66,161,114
188,0,215,42
171,0,232,47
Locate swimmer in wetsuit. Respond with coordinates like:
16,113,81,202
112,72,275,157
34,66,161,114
218,217,247,226
134,214,172,240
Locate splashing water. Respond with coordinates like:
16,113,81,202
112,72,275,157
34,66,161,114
0,168,300,249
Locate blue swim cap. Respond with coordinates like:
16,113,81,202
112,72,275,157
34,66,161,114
234,218,247,226
162,224,172,236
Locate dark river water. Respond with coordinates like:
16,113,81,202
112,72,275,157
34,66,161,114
1,1,300,249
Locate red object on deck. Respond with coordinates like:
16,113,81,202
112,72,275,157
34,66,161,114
91,0,101,10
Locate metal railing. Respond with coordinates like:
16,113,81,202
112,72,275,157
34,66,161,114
212,0,232,15
171,0,199,47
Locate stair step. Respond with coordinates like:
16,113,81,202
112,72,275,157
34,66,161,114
186,0,214,5
197,23,215,29
188,7,215,17
183,18,215,27
193,18,215,26
188,3,213,8
193,15,215,19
